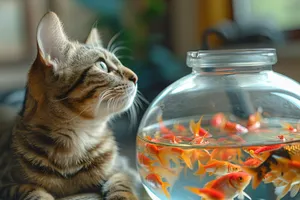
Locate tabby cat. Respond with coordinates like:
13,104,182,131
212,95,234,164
0,12,141,200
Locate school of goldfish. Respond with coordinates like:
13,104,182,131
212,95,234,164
137,111,300,200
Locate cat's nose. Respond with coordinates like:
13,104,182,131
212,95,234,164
129,74,138,85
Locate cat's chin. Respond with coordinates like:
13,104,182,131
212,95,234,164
97,86,137,116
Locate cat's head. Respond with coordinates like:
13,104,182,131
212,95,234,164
26,12,138,121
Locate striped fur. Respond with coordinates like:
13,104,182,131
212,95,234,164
0,12,140,200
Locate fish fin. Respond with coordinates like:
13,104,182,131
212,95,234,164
275,183,291,200
206,159,218,164
194,160,205,175
189,120,196,135
157,149,170,168
241,166,263,189
184,186,200,195
181,151,193,170
237,192,245,200
242,191,252,200
204,179,215,188
290,183,300,198
197,116,204,128
162,182,171,199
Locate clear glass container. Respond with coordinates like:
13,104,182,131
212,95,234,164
136,49,300,200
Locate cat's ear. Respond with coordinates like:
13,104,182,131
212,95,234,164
85,28,103,47
37,11,68,67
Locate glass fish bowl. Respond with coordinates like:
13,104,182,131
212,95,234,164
136,48,300,200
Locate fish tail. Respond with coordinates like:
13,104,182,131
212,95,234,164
275,183,292,200
242,166,264,189
181,151,193,170
194,160,206,175
162,182,171,199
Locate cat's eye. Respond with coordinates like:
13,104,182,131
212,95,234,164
96,61,108,72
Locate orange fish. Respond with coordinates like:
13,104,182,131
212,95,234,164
190,149,211,165
190,135,209,145
145,173,170,199
183,149,211,177
211,113,226,128
190,116,212,137
173,123,186,132
247,107,262,130
195,159,241,176
157,115,175,135
137,153,156,170
210,113,248,134
161,133,182,144
282,122,297,133
242,158,262,167
151,166,183,190
277,135,286,142
204,172,252,200
223,121,248,134
146,144,193,169
254,144,284,154
177,135,194,142
211,148,243,163
159,147,194,169
242,144,300,189
185,187,225,200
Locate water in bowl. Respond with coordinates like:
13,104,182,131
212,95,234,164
136,113,300,200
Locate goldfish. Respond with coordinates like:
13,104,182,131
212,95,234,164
253,144,284,154
211,148,243,163
210,113,248,134
145,173,170,199
247,107,262,130
173,123,186,132
203,172,252,200
282,122,297,133
224,121,249,134
137,153,156,171
157,115,176,135
183,149,211,177
211,113,226,128
195,159,241,177
184,187,225,200
190,149,211,165
277,135,286,142
145,144,193,169
189,116,212,137
242,144,300,189
190,135,209,145
160,133,182,144
242,158,262,167
177,135,193,142
151,166,183,190
273,171,300,200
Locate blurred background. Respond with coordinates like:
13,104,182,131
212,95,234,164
0,0,300,171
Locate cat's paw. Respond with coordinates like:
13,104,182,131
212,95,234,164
105,191,138,200
23,189,55,200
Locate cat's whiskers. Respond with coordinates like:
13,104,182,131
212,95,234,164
112,46,132,55
110,41,128,53
107,30,123,52
116,55,134,61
